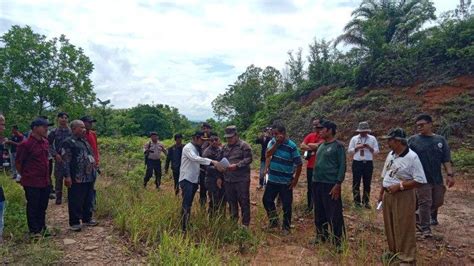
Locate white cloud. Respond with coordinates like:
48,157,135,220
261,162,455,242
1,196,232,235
0,0,458,121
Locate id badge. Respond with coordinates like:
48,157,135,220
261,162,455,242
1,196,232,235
88,155,96,164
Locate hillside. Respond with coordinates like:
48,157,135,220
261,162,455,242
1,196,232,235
267,75,474,147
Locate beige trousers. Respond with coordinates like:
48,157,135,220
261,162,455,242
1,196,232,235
383,189,417,263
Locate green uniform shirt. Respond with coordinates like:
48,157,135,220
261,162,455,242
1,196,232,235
313,140,346,184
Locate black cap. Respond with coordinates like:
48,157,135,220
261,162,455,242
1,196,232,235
224,125,237,138
192,131,205,138
30,118,54,129
57,112,69,118
149,132,158,137
381,128,407,140
201,122,212,129
80,116,97,123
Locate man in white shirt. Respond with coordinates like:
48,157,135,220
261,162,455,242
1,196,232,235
348,122,379,208
378,128,427,264
179,131,221,232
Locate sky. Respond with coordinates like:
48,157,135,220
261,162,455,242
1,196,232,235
0,0,458,121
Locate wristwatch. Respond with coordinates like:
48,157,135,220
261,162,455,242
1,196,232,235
399,182,405,191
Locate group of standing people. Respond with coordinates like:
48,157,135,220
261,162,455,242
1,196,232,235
0,111,455,264
0,113,101,243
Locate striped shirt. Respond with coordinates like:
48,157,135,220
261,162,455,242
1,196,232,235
267,138,302,184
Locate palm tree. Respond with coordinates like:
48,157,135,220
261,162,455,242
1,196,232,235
334,0,436,50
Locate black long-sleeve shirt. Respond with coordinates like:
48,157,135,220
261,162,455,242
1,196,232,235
165,144,184,172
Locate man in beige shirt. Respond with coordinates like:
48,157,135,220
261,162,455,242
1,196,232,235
144,132,167,189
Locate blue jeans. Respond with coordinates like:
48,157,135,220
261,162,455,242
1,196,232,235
259,161,266,187
0,200,5,236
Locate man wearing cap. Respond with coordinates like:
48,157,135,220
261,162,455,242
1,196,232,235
179,131,222,232
310,120,346,248
263,124,302,235
199,122,213,206
165,134,184,195
62,120,99,231
222,126,253,227
80,116,100,210
47,112,72,204
0,115,6,243
255,127,272,190
203,132,225,215
348,121,379,208
378,128,427,264
408,114,454,237
144,132,167,189
16,117,53,237
300,117,324,213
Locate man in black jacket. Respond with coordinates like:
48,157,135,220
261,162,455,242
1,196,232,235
165,134,184,195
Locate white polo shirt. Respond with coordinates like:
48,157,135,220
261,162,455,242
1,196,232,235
348,134,379,161
179,142,212,184
381,148,427,188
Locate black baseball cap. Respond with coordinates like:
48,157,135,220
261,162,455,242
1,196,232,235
30,118,54,129
381,128,407,140
192,131,205,138
201,122,212,129
80,116,97,123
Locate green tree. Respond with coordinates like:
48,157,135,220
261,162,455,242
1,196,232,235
335,0,436,51
212,65,282,129
0,25,95,127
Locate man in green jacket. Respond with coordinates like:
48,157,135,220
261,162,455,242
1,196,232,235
310,120,346,248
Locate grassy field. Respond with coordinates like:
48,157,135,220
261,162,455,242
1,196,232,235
1,136,472,264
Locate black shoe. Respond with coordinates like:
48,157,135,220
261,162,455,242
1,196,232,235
69,224,82,232
55,198,62,205
364,203,371,209
84,220,99,227
430,218,439,226
49,193,56,200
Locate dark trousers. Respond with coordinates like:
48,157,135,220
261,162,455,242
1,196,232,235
207,180,225,216
263,181,293,230
144,159,162,188
351,160,373,206
68,182,94,226
23,186,50,234
225,180,251,226
180,180,198,232
54,161,66,198
306,168,314,210
199,172,207,206
312,182,345,246
48,159,54,194
172,169,180,195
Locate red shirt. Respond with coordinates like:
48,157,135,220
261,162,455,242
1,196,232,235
85,130,99,166
303,132,323,169
16,136,50,188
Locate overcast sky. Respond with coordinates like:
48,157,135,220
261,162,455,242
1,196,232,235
0,0,457,121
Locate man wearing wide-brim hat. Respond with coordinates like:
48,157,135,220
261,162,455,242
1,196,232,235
347,121,379,208
377,128,427,264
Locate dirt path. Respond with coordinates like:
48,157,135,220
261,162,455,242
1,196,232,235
247,159,474,265
46,197,146,265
